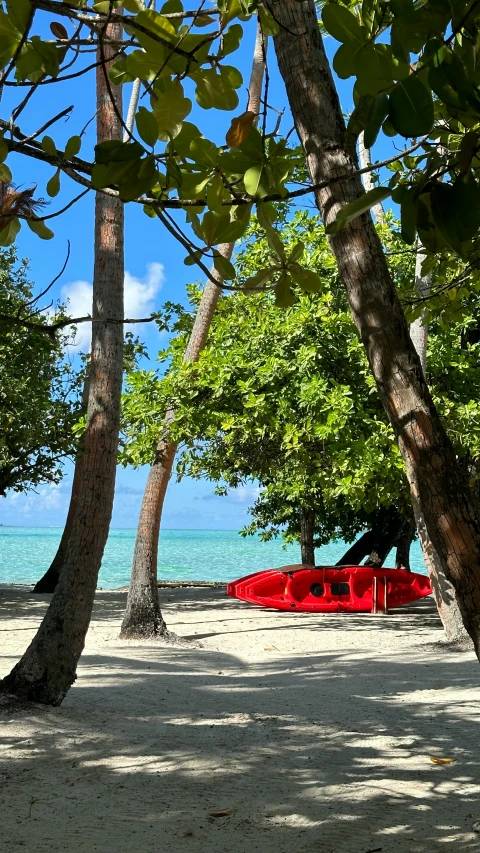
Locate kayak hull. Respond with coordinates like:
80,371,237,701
226,565,432,612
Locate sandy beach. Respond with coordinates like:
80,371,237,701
1,584,479,852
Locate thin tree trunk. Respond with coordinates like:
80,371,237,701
271,0,480,657
0,24,125,705
358,133,385,222
300,508,315,564
395,514,415,571
409,248,469,640
120,22,267,639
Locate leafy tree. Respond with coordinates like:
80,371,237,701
0,247,80,496
123,213,480,568
3,0,480,691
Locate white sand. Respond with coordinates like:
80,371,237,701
1,584,480,852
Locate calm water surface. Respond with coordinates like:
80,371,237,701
0,526,427,589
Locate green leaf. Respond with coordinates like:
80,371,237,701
388,76,434,138
0,217,20,246
27,218,54,240
152,78,192,141
194,68,239,111
321,4,365,43
274,272,295,308
6,0,31,33
258,6,280,36
0,137,8,164
288,241,305,263
223,23,243,56
213,251,236,280
0,163,12,182
333,42,364,79
400,188,417,244
364,93,389,149
325,187,391,233
64,135,81,159
109,57,135,86
289,263,323,293
136,107,159,148
257,204,286,260
244,164,264,196
123,0,144,11
41,136,57,156
190,137,219,167
47,169,61,198
430,183,463,254
242,266,277,289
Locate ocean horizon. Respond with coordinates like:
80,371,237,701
0,526,427,589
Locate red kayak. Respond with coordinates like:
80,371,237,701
226,565,432,613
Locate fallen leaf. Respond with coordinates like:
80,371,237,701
182,829,195,837
226,111,256,148
208,808,237,818
264,646,278,652
429,756,457,765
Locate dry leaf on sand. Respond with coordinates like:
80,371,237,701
429,756,457,765
208,808,238,818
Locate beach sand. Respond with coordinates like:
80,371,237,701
0,584,479,852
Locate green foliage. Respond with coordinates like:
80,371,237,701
121,211,480,548
0,249,81,496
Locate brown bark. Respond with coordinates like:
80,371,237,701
364,509,402,568
34,367,91,594
120,23,267,639
336,529,377,566
394,514,415,571
271,0,480,656
300,508,315,564
0,24,124,704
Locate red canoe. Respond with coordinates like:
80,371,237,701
226,565,432,613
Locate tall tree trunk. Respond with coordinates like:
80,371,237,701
271,0,480,656
120,22,267,639
409,248,469,640
34,23,145,598
336,528,377,566
34,367,91,594
0,24,125,705
300,508,315,564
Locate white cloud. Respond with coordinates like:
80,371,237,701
61,262,165,352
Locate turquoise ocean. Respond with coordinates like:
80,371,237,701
0,526,427,589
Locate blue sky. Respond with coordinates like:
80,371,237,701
1,14,393,529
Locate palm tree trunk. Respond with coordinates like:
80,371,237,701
271,0,480,657
0,22,125,704
300,508,315,564
120,21,267,638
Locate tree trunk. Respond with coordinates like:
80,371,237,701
394,514,415,571
33,367,91,594
409,248,469,639
336,528,377,566
271,0,480,657
358,133,385,222
0,24,125,705
120,22,267,639
364,508,402,568
300,508,315,564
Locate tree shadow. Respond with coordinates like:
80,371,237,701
1,586,479,852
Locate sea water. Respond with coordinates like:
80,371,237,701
0,526,426,589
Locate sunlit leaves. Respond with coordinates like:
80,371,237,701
27,218,55,240
152,78,192,141
5,0,32,33
326,188,391,234
46,169,61,198
194,67,242,111
136,107,160,148
0,218,20,246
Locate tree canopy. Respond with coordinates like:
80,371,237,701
0,248,81,496
121,212,480,550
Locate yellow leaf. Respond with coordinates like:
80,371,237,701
226,111,256,148
429,756,457,765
